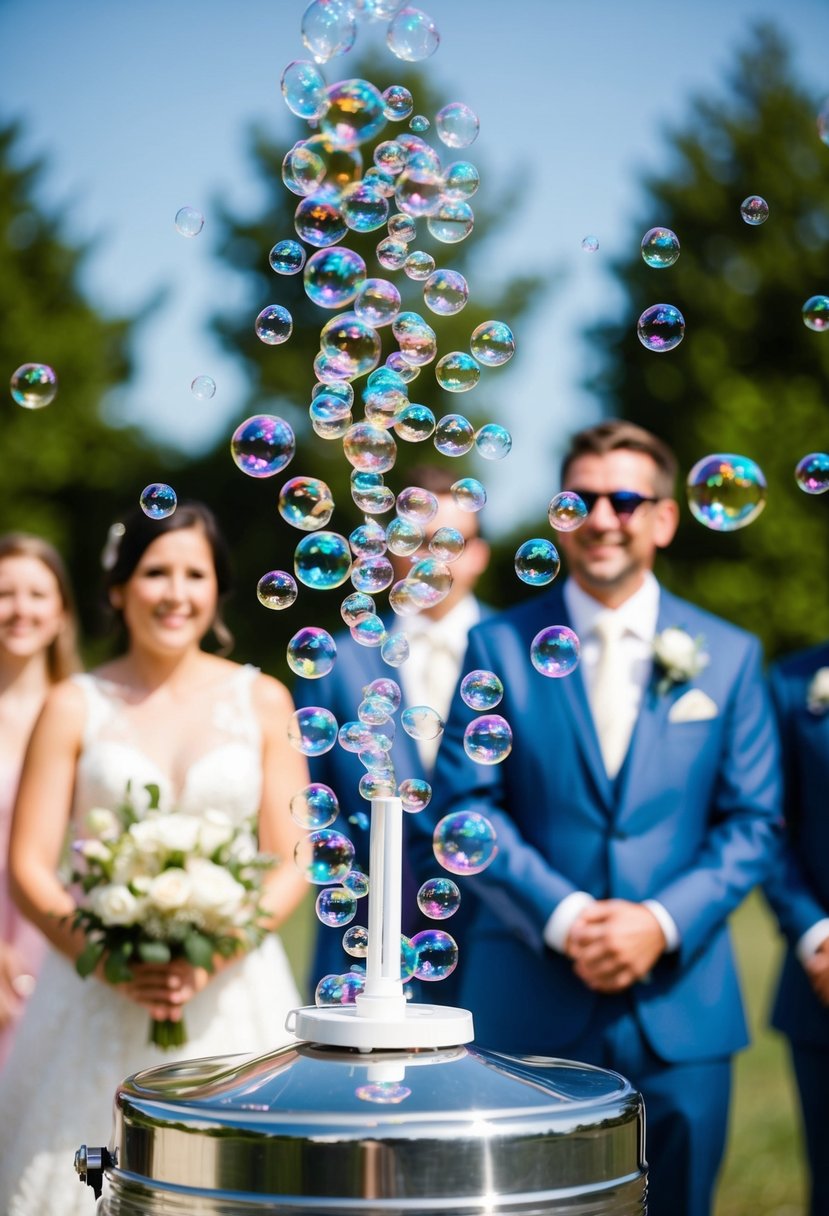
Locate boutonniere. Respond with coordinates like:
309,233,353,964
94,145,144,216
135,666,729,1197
652,627,710,697
807,667,829,715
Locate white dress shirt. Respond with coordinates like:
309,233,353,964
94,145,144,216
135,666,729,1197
543,573,680,955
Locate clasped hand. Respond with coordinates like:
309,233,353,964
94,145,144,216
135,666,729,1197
98,958,214,1021
805,938,829,1006
565,899,667,993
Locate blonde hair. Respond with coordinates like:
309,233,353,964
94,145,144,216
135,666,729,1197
0,533,81,682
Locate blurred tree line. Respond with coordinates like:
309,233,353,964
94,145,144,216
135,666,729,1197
1,25,827,671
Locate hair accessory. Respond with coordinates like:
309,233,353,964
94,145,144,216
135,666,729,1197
101,522,126,571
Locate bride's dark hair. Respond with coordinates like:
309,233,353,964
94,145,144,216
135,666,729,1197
101,501,235,654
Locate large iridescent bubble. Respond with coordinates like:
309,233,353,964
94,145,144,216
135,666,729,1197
686,454,767,531
423,268,469,315
287,626,337,679
396,485,437,523
343,421,397,472
290,783,339,829
297,828,355,884
279,476,335,530
287,706,339,755
417,877,460,919
295,194,348,247
321,79,387,149
530,626,580,678
637,303,685,352
460,669,503,711
515,538,561,586
230,415,296,478
641,227,680,268
294,531,353,589
355,278,401,327
316,886,357,927
412,929,458,980
433,810,497,875
304,247,366,308
387,5,440,60
548,491,588,531
463,714,513,765
280,60,328,120
470,320,515,366
301,0,356,63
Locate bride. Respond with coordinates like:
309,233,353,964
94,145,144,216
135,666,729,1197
1,501,311,1216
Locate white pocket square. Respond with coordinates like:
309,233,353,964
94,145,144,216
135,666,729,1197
668,689,719,723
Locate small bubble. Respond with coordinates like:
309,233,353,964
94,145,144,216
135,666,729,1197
294,531,353,589
343,924,369,956
637,303,685,352
412,928,458,980
256,570,298,610
316,886,357,928
401,705,444,741
290,783,339,829
795,452,829,494
301,0,356,63
530,626,580,678
417,877,460,919
230,415,295,478
280,59,328,120
174,205,204,237
298,828,355,884
139,484,177,520
190,374,216,400
475,422,512,460
429,526,465,562
451,477,486,511
463,714,512,765
350,616,388,647
9,362,57,409
802,295,829,332
436,351,480,392
381,632,410,666
427,201,474,244
641,227,680,268
304,247,367,309
436,101,479,148
740,195,769,226
398,777,432,812
409,114,430,132
423,268,469,315
548,491,588,531
434,413,474,456
287,707,339,756
433,810,497,875
287,626,337,679
255,304,293,345
387,6,440,61
470,320,515,366
382,84,414,120
581,235,599,253
460,669,503,711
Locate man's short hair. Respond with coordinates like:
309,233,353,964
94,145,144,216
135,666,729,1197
560,420,678,500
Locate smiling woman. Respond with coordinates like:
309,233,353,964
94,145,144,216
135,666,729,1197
0,502,312,1216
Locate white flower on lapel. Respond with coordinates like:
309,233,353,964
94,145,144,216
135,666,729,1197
652,627,709,696
807,667,829,715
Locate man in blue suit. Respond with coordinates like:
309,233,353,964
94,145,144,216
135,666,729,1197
296,464,490,993
425,421,781,1216
764,644,829,1216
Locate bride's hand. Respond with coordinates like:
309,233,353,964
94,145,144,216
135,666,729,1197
103,957,219,1021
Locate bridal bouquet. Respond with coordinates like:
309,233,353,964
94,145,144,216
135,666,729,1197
69,783,273,1049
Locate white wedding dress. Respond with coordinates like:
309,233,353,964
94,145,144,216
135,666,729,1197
0,666,302,1216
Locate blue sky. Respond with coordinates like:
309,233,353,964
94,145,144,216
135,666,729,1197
2,0,828,533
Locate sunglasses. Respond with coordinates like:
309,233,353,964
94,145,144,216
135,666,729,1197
568,489,659,522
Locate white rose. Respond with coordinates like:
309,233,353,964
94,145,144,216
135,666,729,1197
91,884,142,926
148,868,192,911
80,839,112,864
655,627,698,673
198,810,236,856
84,807,121,840
227,831,258,864
808,667,829,713
187,859,246,920
130,813,201,857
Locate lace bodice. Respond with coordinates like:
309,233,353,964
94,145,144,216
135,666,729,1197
71,665,263,826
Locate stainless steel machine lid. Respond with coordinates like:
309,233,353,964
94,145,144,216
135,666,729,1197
106,1042,644,1207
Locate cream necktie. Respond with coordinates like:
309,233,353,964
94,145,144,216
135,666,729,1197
419,634,459,773
591,613,631,779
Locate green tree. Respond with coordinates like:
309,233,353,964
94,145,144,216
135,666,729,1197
585,25,829,659
192,59,552,671
0,121,161,650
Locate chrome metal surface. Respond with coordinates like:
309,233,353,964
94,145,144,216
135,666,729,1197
93,1042,646,1214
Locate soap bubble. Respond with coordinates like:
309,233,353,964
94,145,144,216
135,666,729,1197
316,886,357,928
341,591,376,626
255,304,293,345
139,484,177,520
312,411,353,440
282,144,327,196
231,415,296,478
304,247,366,309
434,413,475,456
350,616,388,647
174,205,204,236
349,519,387,557
321,78,387,150
315,974,345,1005
290,783,339,829
314,350,353,384
359,771,396,800
287,626,337,679
475,423,512,460
392,311,438,365
381,633,410,666
280,59,328,119
548,491,588,531
433,810,497,875
343,422,397,472
417,877,460,919
394,403,435,442
530,626,580,677
637,303,685,352
355,278,402,327
313,379,353,406
581,235,599,253
386,517,424,555
515,538,561,586
351,556,394,594
740,195,769,225
436,351,480,392
287,706,338,755
339,721,373,753
386,217,415,247
351,470,396,514
429,526,465,561
404,250,436,280
190,375,216,399
427,201,474,244
299,828,355,883
376,236,409,269
451,477,486,512
343,870,368,900
358,695,393,727
388,579,421,617
387,6,439,59
641,227,680,268
374,139,408,176
395,167,443,218
436,102,479,148
10,363,57,409
343,924,369,956
412,929,458,980
400,934,418,980
423,268,469,315
396,485,438,523
382,84,414,120
401,705,444,741
398,777,431,813
464,714,512,765
301,0,356,62
256,570,298,610
795,452,829,494
279,476,335,531
470,320,515,366
686,454,767,531
341,180,390,232
443,160,480,201
409,114,430,133
294,531,352,589
320,313,383,378
294,195,348,247
802,295,829,331
460,669,503,711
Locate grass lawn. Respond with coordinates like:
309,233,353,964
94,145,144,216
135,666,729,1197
281,888,809,1215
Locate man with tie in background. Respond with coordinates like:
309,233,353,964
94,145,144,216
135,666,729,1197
298,464,490,992
425,421,781,1216
764,643,829,1216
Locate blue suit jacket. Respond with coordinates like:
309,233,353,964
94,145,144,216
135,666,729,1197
418,581,781,1062
764,642,829,1047
295,607,491,995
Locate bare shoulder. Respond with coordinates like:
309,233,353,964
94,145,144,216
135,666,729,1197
31,677,86,748
251,671,296,720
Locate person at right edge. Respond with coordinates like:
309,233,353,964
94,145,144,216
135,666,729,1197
763,641,829,1216
422,420,782,1216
